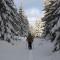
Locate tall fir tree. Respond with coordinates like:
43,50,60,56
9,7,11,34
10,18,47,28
0,0,21,43
43,0,60,51
35,19,45,37
19,6,29,37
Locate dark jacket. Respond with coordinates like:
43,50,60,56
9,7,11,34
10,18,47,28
26,34,34,43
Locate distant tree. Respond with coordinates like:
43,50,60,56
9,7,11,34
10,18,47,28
19,6,29,37
35,19,45,37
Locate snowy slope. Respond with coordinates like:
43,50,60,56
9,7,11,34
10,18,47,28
0,38,60,60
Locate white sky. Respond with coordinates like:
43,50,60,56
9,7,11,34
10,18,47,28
13,0,44,25
25,8,44,25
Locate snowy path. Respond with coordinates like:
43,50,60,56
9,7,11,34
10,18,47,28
0,38,60,60
29,50,33,60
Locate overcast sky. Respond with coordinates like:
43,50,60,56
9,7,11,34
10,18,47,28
13,0,44,25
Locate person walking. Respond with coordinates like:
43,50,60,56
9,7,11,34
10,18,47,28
26,33,34,50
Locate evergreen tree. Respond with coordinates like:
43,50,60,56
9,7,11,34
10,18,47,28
0,0,21,43
43,0,60,51
35,19,45,37
19,6,29,37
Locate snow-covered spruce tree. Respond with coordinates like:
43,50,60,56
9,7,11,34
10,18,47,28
35,19,45,37
0,0,21,43
42,0,56,38
19,7,29,37
43,0,60,51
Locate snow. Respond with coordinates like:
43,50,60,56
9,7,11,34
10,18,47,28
0,38,60,60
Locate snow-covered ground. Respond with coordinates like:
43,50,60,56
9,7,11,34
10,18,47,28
0,38,60,60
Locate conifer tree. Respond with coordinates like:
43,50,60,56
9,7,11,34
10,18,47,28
0,0,21,43
19,6,29,37
35,19,45,37
43,0,60,51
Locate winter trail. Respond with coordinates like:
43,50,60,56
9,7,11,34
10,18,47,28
0,38,60,60
29,50,33,60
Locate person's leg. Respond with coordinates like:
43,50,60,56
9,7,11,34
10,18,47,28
28,42,32,49
28,42,30,49
28,43,29,48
